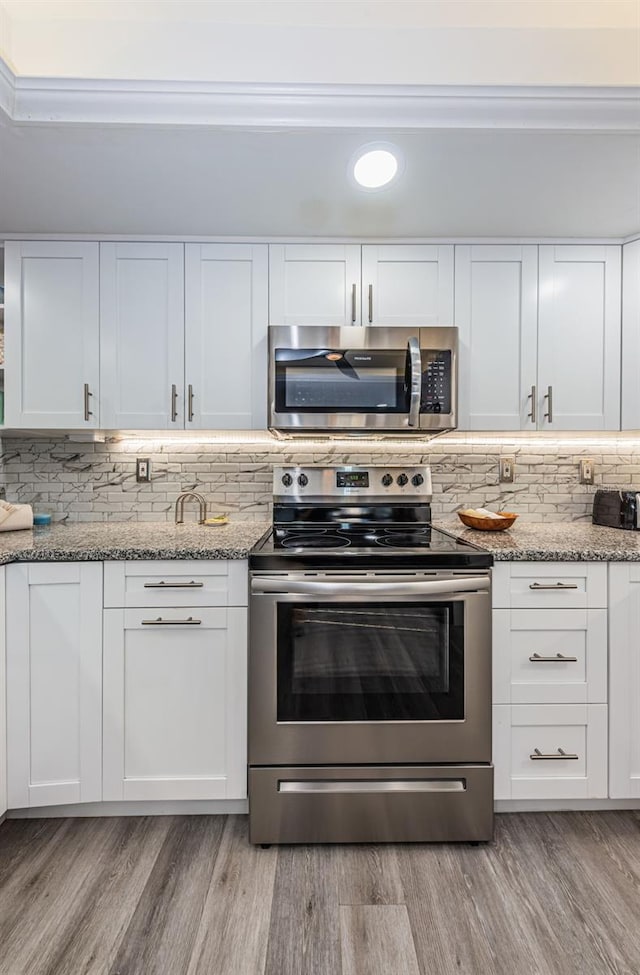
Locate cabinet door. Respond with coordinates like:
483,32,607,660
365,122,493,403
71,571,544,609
100,242,185,429
537,245,621,430
4,241,100,428
621,238,640,430
609,563,640,798
362,245,454,326
269,244,361,325
455,245,537,430
185,244,268,429
103,607,247,801
6,563,103,808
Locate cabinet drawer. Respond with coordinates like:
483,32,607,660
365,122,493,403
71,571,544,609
104,560,248,608
493,609,607,704
492,562,607,609
493,704,607,800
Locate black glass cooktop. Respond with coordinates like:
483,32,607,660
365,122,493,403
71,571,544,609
249,523,493,571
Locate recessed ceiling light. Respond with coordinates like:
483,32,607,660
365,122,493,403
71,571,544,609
351,144,401,190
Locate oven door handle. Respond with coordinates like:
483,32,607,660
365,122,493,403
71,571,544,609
407,336,422,427
251,576,490,596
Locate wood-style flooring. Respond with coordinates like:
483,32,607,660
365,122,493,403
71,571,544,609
0,811,639,975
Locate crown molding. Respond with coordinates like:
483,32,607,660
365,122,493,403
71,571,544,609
0,58,638,130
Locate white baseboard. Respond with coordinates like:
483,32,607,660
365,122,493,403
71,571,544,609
495,798,640,813
7,799,249,819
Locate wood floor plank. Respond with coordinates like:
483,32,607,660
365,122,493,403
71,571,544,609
30,816,172,975
186,815,278,975
264,843,342,975
397,842,499,975
0,818,67,889
337,844,405,905
340,905,420,975
0,818,134,975
109,815,225,975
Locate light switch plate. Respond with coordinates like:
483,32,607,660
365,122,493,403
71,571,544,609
499,457,515,483
136,458,151,483
579,458,595,485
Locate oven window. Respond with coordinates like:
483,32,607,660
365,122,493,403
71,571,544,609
277,601,464,722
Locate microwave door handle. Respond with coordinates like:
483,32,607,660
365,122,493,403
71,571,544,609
407,336,422,427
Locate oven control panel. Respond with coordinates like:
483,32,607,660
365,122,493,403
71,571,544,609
274,465,433,499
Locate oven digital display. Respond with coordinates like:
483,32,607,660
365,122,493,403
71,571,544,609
336,471,369,488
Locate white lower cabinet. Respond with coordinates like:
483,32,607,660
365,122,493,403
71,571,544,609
102,561,248,802
492,562,608,803
494,704,608,800
6,562,103,808
0,567,6,819
608,563,640,798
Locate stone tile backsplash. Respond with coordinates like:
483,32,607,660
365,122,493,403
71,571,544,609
0,434,638,524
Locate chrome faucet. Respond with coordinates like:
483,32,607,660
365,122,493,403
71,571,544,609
175,492,207,525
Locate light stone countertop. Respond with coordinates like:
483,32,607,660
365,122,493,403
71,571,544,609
0,521,271,565
437,519,640,562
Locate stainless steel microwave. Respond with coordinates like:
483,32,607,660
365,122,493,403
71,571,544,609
268,325,458,436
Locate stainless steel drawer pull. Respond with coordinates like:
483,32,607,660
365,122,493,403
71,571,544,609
368,284,373,323
279,779,466,794
171,384,178,422
141,616,202,625
143,580,204,589
529,652,579,663
529,582,578,590
187,384,195,422
530,748,579,761
527,384,536,424
544,385,553,423
351,283,357,323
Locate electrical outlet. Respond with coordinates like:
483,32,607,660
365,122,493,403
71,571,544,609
136,458,151,483
579,458,595,485
499,457,515,483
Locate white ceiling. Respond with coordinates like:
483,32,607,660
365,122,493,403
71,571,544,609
0,119,638,238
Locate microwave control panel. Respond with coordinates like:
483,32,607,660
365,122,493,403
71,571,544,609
421,351,452,414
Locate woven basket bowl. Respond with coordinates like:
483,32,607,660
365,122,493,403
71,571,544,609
457,511,518,532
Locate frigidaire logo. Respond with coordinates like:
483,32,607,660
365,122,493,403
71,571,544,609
353,356,372,361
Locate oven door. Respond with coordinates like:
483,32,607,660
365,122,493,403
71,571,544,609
249,572,491,766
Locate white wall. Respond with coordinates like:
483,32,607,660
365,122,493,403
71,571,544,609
1,0,638,85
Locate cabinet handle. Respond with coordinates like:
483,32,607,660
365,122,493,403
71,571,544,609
141,616,202,625
368,284,373,324
171,384,178,422
544,385,553,423
83,383,93,421
530,748,579,761
351,284,357,324
527,384,536,424
188,384,195,422
143,580,204,589
529,652,578,663
529,582,578,590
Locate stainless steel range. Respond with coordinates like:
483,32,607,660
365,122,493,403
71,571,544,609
248,466,493,845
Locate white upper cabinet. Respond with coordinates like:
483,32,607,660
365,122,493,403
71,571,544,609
269,243,454,327
621,238,640,430
185,243,268,429
361,245,454,325
4,241,100,429
6,562,103,809
537,245,621,431
455,245,538,430
100,242,185,429
270,244,361,325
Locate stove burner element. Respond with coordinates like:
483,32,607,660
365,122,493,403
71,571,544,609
374,529,432,548
281,533,351,550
